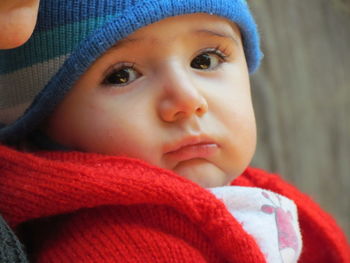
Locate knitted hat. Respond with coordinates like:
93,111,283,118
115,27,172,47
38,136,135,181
0,0,263,144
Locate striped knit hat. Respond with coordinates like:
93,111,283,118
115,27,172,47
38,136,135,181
0,0,262,144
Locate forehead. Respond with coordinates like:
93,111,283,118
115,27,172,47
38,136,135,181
113,13,241,48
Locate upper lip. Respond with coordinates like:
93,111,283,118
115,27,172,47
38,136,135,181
164,135,218,154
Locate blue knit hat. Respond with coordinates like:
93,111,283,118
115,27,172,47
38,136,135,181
0,0,262,143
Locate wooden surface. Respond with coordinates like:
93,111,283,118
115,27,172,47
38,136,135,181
248,0,350,237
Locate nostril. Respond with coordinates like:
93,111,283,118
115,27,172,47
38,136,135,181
196,99,208,116
196,107,203,115
194,106,206,118
173,111,186,121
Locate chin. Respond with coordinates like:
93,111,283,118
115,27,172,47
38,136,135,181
190,176,229,188
173,160,234,188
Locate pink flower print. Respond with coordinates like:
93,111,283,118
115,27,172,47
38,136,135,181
261,192,299,262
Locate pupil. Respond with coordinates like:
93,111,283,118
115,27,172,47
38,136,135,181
107,69,129,84
192,54,211,69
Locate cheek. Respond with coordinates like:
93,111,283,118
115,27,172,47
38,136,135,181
222,89,257,155
208,70,255,132
218,106,256,179
74,104,137,154
74,99,162,164
207,73,256,174
219,100,256,160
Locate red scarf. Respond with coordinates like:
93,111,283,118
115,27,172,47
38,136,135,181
0,145,349,262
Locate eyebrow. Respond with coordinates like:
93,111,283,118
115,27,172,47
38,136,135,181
110,28,240,50
111,37,141,49
194,29,240,46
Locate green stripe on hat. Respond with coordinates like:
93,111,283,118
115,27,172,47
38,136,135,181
0,16,113,75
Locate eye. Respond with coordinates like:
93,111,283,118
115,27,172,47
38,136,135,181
190,51,225,71
102,66,141,86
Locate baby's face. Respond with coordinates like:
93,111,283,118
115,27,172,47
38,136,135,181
45,13,256,187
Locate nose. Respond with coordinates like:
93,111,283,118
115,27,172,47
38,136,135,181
157,65,208,122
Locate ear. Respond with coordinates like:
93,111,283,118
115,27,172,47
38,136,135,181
261,205,275,214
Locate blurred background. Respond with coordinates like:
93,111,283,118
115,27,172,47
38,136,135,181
248,0,350,238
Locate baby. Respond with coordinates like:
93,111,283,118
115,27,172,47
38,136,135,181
0,0,348,262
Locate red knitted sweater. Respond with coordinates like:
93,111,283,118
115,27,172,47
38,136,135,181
0,145,349,262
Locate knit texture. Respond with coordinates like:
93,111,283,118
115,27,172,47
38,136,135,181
0,145,349,262
0,215,28,263
0,0,262,143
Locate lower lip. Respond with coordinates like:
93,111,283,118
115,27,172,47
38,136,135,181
165,143,219,162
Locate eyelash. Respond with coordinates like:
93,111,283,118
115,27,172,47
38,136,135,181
101,62,138,86
101,45,232,87
200,45,231,62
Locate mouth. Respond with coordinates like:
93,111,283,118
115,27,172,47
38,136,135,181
164,136,219,162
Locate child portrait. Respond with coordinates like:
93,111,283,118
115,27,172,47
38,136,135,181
0,0,349,262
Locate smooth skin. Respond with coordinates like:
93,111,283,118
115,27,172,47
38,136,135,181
45,14,257,188
0,0,40,49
